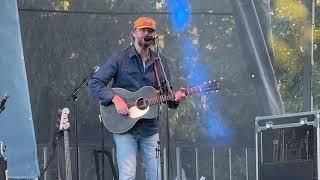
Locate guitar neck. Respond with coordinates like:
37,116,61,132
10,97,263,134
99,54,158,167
64,131,72,180
146,86,205,106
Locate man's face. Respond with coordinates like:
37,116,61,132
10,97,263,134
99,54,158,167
132,28,156,48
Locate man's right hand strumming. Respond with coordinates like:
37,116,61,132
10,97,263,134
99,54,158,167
112,95,129,115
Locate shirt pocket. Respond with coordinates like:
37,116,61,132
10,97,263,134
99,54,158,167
118,69,141,86
123,69,140,77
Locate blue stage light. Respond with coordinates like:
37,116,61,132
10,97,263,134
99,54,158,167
167,0,191,32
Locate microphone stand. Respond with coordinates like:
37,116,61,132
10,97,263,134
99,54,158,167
154,40,173,97
153,38,174,180
68,68,98,180
98,115,105,180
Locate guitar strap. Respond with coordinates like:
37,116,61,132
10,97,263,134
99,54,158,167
153,61,162,93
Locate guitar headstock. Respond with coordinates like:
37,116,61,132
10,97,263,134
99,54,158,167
57,108,71,131
200,80,220,92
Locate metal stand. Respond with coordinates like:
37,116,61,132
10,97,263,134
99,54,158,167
0,141,6,180
70,93,80,180
56,138,62,180
39,130,61,179
0,155,7,180
68,66,99,180
153,38,174,180
302,0,315,112
93,150,118,180
98,115,106,180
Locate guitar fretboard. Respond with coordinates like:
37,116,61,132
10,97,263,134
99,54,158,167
146,86,205,106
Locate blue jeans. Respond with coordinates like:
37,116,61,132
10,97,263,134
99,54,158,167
113,133,160,180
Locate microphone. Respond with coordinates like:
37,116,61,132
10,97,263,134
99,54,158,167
89,66,100,76
0,96,8,113
85,66,100,86
93,66,100,74
144,35,158,41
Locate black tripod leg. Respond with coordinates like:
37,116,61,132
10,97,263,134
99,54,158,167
104,151,118,180
93,150,101,180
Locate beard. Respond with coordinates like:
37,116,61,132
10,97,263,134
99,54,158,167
137,38,153,48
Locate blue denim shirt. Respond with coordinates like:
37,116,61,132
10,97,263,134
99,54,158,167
88,45,177,136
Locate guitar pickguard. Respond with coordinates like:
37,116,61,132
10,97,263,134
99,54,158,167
129,106,150,118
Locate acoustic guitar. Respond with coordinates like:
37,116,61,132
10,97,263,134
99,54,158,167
100,81,219,133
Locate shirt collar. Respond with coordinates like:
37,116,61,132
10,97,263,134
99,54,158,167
128,45,138,58
129,45,157,62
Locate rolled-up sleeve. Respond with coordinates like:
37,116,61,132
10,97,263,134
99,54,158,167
88,54,118,105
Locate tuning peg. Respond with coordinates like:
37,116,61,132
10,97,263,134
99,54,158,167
63,108,70,114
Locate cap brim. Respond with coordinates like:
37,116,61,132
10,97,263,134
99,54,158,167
135,26,156,31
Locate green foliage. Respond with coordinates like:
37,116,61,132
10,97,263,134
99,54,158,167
271,0,320,112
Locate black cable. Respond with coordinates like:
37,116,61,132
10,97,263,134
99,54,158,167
56,141,63,180
39,136,60,180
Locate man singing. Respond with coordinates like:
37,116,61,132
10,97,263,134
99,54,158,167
88,17,185,180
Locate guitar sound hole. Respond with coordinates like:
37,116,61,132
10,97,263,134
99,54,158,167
136,98,149,110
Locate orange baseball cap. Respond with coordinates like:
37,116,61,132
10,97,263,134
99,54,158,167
134,17,157,31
